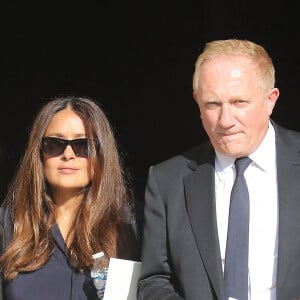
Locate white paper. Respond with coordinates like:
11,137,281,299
103,258,141,300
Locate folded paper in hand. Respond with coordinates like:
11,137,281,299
103,258,141,300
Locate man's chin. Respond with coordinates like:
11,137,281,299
217,142,248,158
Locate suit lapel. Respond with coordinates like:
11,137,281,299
184,151,225,300
275,125,300,295
181,122,300,299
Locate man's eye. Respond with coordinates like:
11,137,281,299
205,102,219,109
233,100,249,106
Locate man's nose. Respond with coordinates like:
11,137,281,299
218,104,235,128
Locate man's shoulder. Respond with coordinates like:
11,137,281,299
273,121,300,145
152,141,213,172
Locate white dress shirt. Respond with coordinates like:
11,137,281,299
215,122,278,300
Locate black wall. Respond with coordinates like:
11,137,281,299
3,2,300,207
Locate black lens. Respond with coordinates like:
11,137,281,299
71,139,89,157
42,137,90,157
42,137,66,156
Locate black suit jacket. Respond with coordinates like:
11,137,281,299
137,121,300,300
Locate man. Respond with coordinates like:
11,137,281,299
137,39,300,299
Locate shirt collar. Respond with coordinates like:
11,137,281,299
249,121,276,172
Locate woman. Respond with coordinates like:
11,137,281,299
0,96,140,299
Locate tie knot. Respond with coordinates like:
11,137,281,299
235,157,252,176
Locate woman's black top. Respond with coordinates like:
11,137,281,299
0,206,140,300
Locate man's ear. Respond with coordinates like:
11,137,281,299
193,92,198,103
267,88,280,115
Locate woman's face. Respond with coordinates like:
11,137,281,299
42,108,91,197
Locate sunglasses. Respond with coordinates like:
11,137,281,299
41,137,99,157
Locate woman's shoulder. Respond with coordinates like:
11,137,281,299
116,203,141,261
0,205,8,255
0,204,12,248
0,205,8,225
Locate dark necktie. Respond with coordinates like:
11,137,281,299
224,157,252,300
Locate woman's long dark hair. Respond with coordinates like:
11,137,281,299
0,96,132,280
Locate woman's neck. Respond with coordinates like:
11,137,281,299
53,191,83,242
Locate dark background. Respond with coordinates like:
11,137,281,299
2,2,300,216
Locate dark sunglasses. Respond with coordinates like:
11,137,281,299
41,137,99,157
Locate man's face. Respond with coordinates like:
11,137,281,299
193,55,279,158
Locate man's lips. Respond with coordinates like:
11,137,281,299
219,132,240,136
